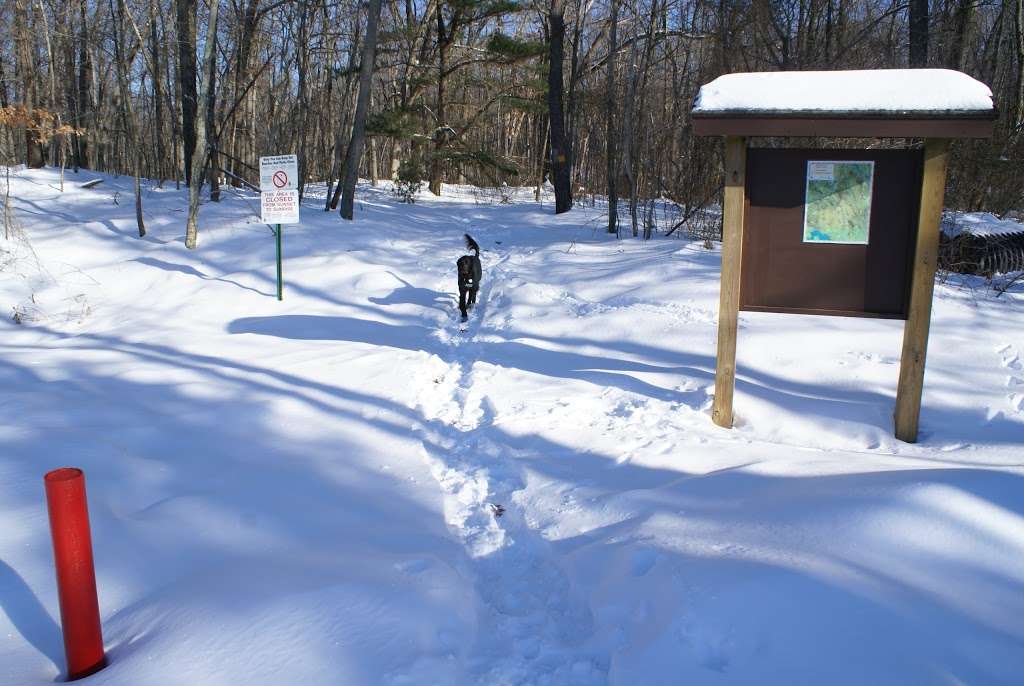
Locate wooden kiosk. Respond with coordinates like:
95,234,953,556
691,69,997,443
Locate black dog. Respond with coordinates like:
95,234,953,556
457,234,482,321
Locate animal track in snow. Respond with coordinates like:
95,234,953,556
998,344,1024,414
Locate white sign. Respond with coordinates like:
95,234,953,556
260,155,298,192
261,189,300,224
807,161,835,181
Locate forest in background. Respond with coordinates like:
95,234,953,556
2,0,1023,245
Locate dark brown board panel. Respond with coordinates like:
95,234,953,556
739,147,923,319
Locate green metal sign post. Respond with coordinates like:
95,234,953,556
275,223,283,300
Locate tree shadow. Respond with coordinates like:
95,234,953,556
226,313,1020,443
227,314,712,407
367,273,453,313
130,257,273,297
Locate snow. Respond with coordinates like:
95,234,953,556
943,211,1024,238
694,69,995,114
2,167,1024,685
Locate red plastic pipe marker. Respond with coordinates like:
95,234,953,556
44,467,106,680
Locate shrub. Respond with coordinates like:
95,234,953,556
393,160,423,204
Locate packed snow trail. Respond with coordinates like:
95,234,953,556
411,245,609,684
2,168,1024,685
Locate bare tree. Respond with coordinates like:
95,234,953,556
110,0,146,236
340,0,383,220
185,0,220,249
606,0,618,235
15,0,45,167
1015,0,1024,134
548,0,573,213
621,16,641,236
176,0,198,185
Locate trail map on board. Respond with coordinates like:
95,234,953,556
802,161,874,244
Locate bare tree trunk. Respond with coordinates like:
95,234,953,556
369,137,379,185
111,0,146,236
429,9,450,196
717,0,731,72
947,0,974,70
909,0,929,66
295,0,311,202
329,31,361,210
621,34,640,237
624,0,661,238
205,30,220,203
1015,0,1024,134
176,0,198,185
326,123,342,211
168,6,182,187
606,0,619,235
341,0,383,219
15,0,45,168
150,2,166,185
36,0,59,168
369,94,379,186
566,0,584,189
4,168,10,240
228,1,262,191
536,117,549,201
185,0,219,249
548,0,572,214
74,0,91,169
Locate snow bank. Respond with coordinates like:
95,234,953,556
694,69,995,114
943,211,1024,238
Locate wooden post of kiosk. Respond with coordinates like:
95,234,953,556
894,138,951,442
712,137,747,429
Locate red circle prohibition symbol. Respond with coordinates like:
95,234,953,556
272,170,288,188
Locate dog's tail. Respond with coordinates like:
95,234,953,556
464,233,480,256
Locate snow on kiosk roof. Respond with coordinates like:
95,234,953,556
692,69,997,138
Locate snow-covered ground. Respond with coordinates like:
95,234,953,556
2,167,1023,685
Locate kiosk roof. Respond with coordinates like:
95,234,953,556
692,69,996,138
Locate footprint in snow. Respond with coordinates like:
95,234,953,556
998,345,1024,414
